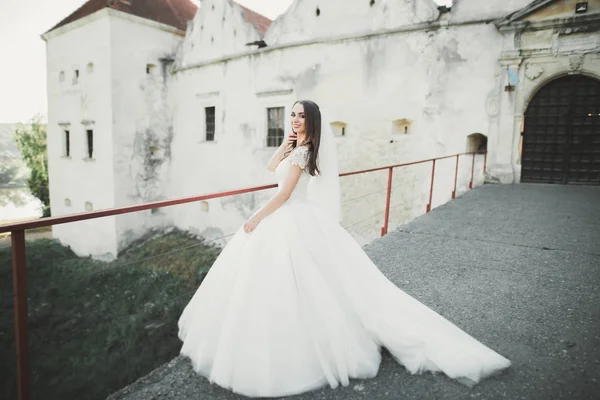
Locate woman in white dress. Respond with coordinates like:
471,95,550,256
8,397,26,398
178,100,510,398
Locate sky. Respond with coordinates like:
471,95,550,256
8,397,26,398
0,0,452,123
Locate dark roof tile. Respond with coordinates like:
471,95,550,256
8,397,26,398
47,0,198,33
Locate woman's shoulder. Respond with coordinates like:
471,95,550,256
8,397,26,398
293,144,310,154
289,145,310,169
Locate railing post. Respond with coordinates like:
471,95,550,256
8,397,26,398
426,159,436,213
381,167,393,236
12,230,30,400
469,153,476,189
452,154,459,199
483,152,488,174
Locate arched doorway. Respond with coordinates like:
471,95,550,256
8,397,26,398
521,75,600,185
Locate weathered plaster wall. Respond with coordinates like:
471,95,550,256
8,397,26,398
179,0,264,67
168,14,499,244
45,11,118,259
108,11,184,253
264,0,440,46
450,0,533,22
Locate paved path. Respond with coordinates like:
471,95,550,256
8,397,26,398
108,184,600,400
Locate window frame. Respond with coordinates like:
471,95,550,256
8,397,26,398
64,130,71,157
85,129,94,159
205,106,216,142
266,106,286,147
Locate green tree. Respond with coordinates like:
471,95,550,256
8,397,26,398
14,116,50,217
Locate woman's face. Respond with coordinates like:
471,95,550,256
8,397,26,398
291,102,306,135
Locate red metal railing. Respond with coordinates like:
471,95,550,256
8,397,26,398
0,151,485,400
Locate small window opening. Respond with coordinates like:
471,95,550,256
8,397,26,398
200,201,209,212
316,7,320,16
64,130,71,157
205,107,216,141
59,71,65,83
73,69,79,84
467,133,488,153
211,36,214,43
575,2,588,14
370,0,375,6
331,121,347,137
233,29,237,36
64,198,71,207
392,119,412,135
87,63,94,73
86,129,94,159
146,64,156,75
151,208,161,215
85,202,93,211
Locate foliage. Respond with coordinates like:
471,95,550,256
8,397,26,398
0,164,21,187
1,229,221,400
13,116,50,216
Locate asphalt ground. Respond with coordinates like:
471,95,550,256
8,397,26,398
108,184,600,400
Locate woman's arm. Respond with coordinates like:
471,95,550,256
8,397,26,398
243,165,303,232
266,133,297,171
265,142,287,172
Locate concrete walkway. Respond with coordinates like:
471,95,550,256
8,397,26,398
108,184,600,400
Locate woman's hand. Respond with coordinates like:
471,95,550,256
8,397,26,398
243,216,261,233
286,132,297,146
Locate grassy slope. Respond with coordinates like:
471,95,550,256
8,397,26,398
0,230,221,400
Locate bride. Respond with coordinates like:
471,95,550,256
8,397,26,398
178,100,510,398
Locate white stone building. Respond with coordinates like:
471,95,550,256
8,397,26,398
42,0,600,259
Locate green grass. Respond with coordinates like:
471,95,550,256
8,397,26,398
0,229,221,400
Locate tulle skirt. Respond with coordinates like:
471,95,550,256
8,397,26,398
178,200,510,397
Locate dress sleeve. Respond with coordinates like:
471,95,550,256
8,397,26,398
289,146,309,170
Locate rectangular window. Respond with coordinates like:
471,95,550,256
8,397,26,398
64,130,70,157
267,107,285,147
86,129,94,159
205,107,215,141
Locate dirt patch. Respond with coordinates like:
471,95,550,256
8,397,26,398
0,230,53,249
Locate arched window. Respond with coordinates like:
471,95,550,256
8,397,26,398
466,133,487,153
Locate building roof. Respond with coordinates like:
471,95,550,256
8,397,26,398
46,0,272,36
237,3,271,36
47,0,199,33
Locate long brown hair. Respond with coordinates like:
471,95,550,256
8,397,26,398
282,100,321,176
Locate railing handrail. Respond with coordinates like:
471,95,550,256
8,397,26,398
0,151,485,234
0,183,279,233
340,151,482,177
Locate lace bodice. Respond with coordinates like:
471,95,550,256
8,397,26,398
276,146,310,202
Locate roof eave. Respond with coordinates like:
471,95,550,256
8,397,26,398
494,0,555,28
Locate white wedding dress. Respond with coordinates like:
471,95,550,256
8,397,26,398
178,146,510,398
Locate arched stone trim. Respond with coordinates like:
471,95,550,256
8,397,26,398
520,69,600,115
